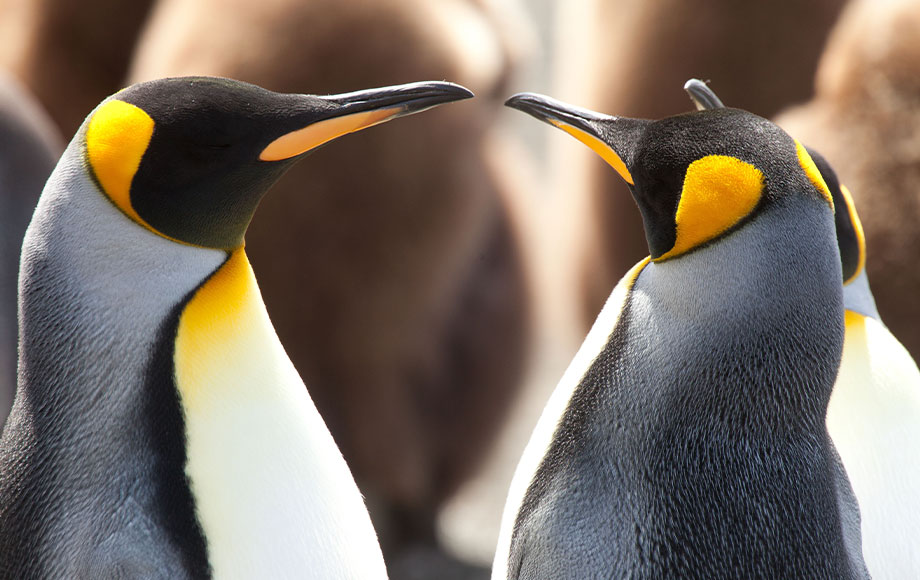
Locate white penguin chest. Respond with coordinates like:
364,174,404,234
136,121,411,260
173,250,387,579
827,311,920,578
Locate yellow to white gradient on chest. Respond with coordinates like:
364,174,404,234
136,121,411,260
172,249,387,576
175,249,264,412
172,250,346,575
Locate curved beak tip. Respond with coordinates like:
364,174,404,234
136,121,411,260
504,92,538,111
393,80,473,113
503,92,604,132
503,92,559,125
442,82,475,101
404,81,474,105
683,78,703,92
684,78,724,111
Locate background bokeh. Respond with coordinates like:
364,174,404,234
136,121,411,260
2,0,918,578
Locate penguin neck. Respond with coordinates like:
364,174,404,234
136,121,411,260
842,268,880,320
10,148,225,573
629,195,845,428
171,247,387,578
173,248,266,411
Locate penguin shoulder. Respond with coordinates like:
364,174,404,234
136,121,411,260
491,257,648,580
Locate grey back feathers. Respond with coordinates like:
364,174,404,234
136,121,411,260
0,75,61,427
498,88,869,577
0,129,224,577
508,195,867,578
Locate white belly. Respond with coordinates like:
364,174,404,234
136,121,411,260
828,311,920,578
174,250,387,579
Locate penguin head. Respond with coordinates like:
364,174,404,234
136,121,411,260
505,88,834,262
82,77,473,249
807,149,866,285
686,79,867,285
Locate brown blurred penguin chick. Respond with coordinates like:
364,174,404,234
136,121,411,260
552,0,849,327
776,0,920,362
0,0,156,136
0,74,62,427
128,0,534,571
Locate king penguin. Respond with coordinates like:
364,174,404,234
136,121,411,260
688,78,920,577
492,88,870,578
0,76,472,578
817,149,920,578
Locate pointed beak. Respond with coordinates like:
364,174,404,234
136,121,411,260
683,79,724,111
260,81,474,161
505,92,639,186
505,92,610,139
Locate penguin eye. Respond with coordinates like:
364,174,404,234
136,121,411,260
175,138,237,166
181,136,235,152
655,155,764,261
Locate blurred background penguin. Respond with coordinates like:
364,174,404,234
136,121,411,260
1,0,920,578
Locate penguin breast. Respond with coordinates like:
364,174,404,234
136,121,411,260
173,250,387,579
828,310,920,577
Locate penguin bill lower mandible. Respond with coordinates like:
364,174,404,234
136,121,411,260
494,88,869,578
0,76,472,578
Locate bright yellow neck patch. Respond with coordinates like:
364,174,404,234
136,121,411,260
795,140,834,210
86,100,155,226
551,120,634,185
840,184,867,284
844,308,867,332
655,155,763,261
174,249,258,412
260,107,398,161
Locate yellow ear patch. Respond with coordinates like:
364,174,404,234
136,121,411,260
795,140,834,210
840,184,867,283
655,155,763,261
86,99,155,225
550,120,634,185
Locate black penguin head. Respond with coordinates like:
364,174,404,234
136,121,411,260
505,89,834,261
685,79,867,284
83,76,473,249
806,149,866,284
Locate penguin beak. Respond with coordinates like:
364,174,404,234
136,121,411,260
683,79,724,111
505,92,644,186
260,81,474,161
